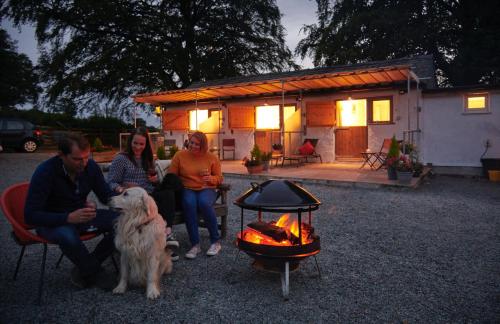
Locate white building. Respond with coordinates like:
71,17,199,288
134,55,499,175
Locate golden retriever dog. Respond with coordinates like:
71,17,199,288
110,187,172,299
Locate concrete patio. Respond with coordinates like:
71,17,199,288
220,160,427,189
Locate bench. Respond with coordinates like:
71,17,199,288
155,160,230,239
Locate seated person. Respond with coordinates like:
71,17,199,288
168,131,223,259
107,127,181,260
25,133,119,289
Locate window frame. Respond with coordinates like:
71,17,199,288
464,92,490,114
367,96,393,125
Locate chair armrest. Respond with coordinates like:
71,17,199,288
216,184,231,205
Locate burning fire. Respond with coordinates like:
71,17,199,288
242,214,313,246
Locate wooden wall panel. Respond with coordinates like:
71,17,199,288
306,102,336,127
163,110,188,130
229,106,255,129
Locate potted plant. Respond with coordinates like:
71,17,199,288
168,144,179,159
261,151,273,171
395,155,414,184
242,144,263,174
385,136,400,180
156,146,167,160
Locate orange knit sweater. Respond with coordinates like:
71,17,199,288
168,150,223,190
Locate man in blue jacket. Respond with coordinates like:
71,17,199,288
25,133,119,289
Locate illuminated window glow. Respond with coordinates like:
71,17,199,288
467,96,486,109
372,100,391,122
337,99,366,127
256,105,280,129
283,105,296,122
189,109,209,130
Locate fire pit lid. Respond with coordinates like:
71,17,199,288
234,179,321,211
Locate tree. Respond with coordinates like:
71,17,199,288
296,0,500,86
1,0,297,117
0,28,39,109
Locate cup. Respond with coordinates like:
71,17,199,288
148,167,157,177
199,168,209,185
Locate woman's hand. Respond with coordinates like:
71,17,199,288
202,175,215,185
148,174,159,183
67,207,96,224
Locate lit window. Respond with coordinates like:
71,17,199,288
465,93,489,113
256,105,280,129
370,98,392,123
336,99,367,127
283,105,296,122
189,109,209,130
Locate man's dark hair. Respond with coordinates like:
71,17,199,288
58,133,90,155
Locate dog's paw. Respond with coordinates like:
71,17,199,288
146,287,160,300
113,284,126,294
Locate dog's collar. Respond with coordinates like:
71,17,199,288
136,218,154,232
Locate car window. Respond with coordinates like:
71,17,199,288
6,121,25,130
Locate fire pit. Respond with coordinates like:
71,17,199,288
234,179,322,299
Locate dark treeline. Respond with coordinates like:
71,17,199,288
297,0,500,86
1,0,499,119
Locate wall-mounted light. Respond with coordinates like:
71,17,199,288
154,105,162,116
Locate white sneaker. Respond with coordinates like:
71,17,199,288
185,245,201,259
206,242,221,256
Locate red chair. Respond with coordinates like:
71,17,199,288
0,182,100,305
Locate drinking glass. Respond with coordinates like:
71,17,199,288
199,168,209,185
85,200,98,232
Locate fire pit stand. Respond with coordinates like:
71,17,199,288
233,180,322,299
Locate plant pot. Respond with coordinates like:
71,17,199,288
488,170,500,182
397,171,413,184
481,158,500,178
246,164,264,174
262,160,270,171
387,166,398,180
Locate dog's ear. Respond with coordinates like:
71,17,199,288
142,192,158,218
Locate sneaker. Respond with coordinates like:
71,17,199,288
185,245,201,259
206,242,221,256
166,232,180,248
171,252,179,262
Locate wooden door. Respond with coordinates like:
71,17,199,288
254,131,271,152
335,126,368,158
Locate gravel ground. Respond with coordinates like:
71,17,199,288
1,153,499,323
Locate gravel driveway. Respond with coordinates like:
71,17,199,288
1,153,499,323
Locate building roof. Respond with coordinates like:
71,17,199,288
133,55,436,105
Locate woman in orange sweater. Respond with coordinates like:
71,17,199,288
168,131,223,259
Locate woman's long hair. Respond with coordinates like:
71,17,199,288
189,131,209,153
124,126,154,171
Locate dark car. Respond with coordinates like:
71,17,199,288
0,117,44,152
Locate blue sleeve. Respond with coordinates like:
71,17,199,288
88,159,116,204
107,154,126,191
24,162,69,227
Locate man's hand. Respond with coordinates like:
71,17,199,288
67,207,97,224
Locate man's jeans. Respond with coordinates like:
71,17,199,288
37,209,119,278
182,188,220,246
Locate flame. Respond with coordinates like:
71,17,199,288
242,213,312,246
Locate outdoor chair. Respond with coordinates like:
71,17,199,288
0,182,112,305
282,139,322,166
360,138,392,170
222,138,235,160
300,139,322,163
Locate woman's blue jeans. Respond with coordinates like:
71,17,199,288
182,188,220,246
36,209,118,278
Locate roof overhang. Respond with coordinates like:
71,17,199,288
133,65,413,105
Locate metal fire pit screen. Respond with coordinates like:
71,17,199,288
233,180,322,299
